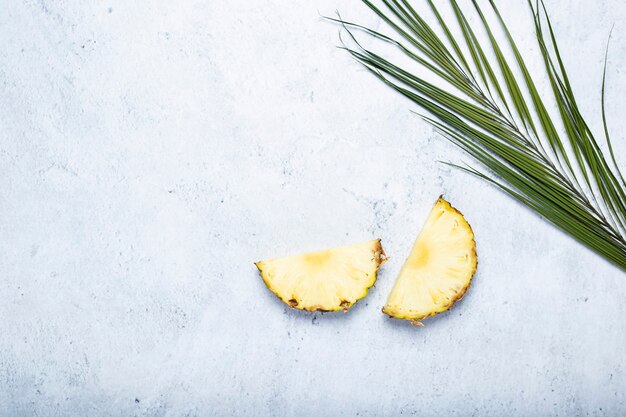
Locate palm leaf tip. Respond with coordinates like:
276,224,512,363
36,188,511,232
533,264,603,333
332,0,626,271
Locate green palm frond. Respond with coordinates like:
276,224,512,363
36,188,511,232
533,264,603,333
330,0,626,271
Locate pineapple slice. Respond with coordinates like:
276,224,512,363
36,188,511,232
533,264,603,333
383,197,477,324
256,239,386,312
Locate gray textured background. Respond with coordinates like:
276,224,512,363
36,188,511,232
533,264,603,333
1,0,626,416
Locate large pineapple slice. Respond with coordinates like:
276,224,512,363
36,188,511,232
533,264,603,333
256,239,386,312
383,197,477,325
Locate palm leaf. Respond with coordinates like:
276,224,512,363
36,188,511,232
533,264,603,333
330,0,626,271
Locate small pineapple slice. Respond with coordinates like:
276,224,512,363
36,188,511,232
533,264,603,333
383,197,477,324
256,239,386,312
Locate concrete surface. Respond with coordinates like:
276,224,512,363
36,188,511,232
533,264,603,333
1,0,626,416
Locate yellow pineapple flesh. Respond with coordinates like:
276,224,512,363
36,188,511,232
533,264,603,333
383,197,477,324
256,239,386,312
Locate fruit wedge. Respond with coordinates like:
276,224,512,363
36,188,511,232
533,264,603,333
256,239,386,312
383,197,477,325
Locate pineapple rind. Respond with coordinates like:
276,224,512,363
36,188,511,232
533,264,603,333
383,197,477,322
256,239,386,312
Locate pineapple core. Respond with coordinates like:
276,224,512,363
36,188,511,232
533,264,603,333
383,197,477,324
256,239,386,312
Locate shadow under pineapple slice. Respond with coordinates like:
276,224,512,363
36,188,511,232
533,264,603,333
255,239,386,312
383,197,477,326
